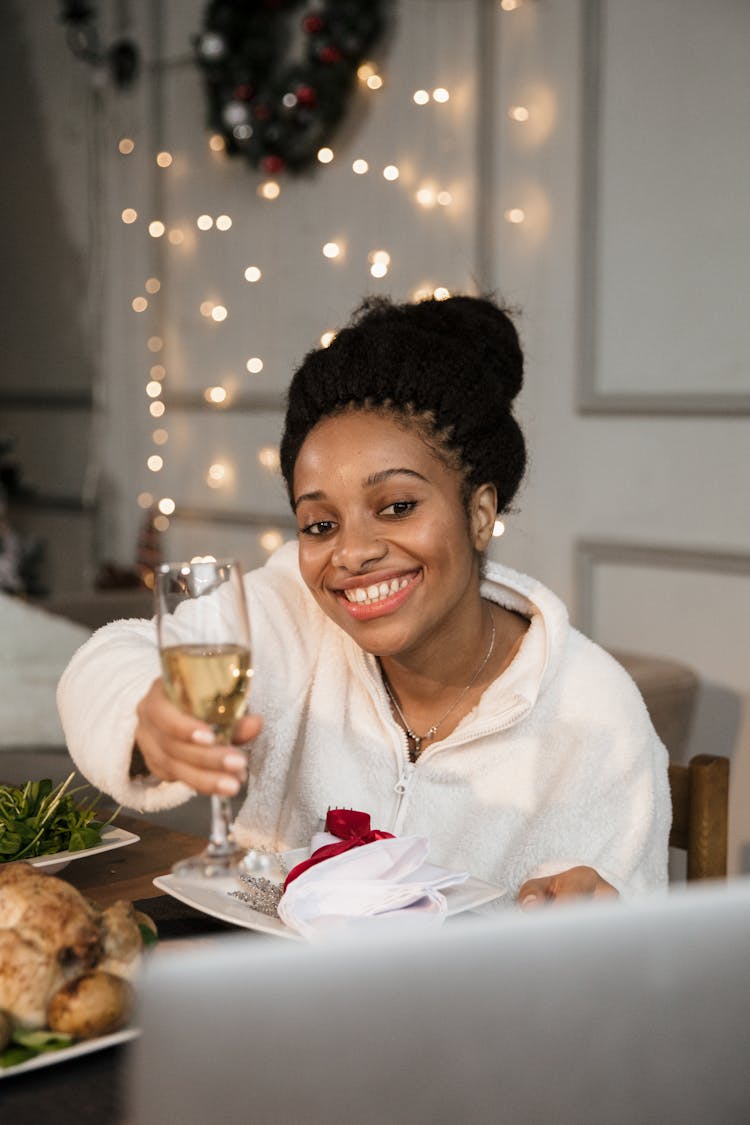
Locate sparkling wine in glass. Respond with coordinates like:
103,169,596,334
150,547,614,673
155,558,252,878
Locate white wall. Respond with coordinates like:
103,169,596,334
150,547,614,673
489,0,750,873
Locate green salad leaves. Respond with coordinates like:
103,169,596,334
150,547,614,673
0,773,114,863
0,1028,74,1069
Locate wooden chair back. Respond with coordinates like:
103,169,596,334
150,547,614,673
668,754,729,880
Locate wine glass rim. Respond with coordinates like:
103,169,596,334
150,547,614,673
157,557,241,574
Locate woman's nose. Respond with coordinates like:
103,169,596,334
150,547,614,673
331,519,387,571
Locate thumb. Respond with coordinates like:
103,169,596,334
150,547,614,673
233,711,264,745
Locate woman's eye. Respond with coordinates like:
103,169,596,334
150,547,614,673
299,520,336,537
380,500,417,518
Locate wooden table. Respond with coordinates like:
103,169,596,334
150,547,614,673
2,814,232,1124
63,812,205,906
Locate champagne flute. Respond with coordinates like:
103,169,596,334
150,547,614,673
155,558,252,878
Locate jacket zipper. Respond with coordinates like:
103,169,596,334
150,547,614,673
389,696,531,835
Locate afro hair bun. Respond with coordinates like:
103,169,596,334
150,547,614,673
280,294,527,513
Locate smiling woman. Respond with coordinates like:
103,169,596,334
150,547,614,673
57,296,671,905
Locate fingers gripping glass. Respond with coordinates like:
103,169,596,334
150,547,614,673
155,559,252,878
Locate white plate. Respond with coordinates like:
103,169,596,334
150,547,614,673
23,826,140,875
0,1027,139,1079
153,855,506,941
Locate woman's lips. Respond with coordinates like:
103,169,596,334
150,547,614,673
335,571,421,620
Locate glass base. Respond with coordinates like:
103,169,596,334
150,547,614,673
172,841,247,879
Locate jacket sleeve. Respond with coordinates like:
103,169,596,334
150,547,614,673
56,616,196,811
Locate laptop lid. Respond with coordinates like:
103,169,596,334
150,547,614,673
131,879,750,1124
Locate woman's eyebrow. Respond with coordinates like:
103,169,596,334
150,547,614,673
363,467,429,487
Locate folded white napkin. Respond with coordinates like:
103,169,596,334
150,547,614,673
277,835,468,939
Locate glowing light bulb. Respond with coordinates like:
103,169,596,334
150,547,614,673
147,455,163,472
207,462,226,487
148,221,165,238
433,287,451,301
246,357,264,374
366,74,383,91
357,62,376,81
504,208,526,224
352,159,369,175
154,515,169,532
150,364,166,379
196,214,213,231
320,330,336,348
146,381,162,398
257,446,280,470
121,208,137,224
149,401,165,418
158,497,175,515
137,491,153,508
118,137,135,155
317,147,334,164
152,428,168,445
156,151,173,168
493,519,506,537
413,89,430,105
508,105,530,122
370,250,391,265
415,186,436,208
147,336,163,352
200,301,214,318
211,305,228,322
205,386,227,404
432,88,450,103
323,241,341,259
383,165,399,181
501,0,521,10
145,277,161,294
216,214,232,230
244,265,262,282
168,229,184,245
258,181,280,200
132,297,148,312
209,134,225,152
260,529,284,553
370,262,388,278
437,190,453,206
412,285,433,302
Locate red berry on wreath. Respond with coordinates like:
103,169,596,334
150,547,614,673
262,154,285,174
234,83,254,101
319,45,343,64
303,15,324,34
253,103,271,121
295,84,317,107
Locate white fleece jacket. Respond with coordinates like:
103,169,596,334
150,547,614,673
57,542,670,898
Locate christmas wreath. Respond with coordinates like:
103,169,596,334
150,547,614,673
194,0,389,175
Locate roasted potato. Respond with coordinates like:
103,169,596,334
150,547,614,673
48,970,133,1039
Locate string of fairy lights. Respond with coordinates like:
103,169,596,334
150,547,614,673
114,1,537,567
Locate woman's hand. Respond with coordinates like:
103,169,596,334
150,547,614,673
133,677,263,796
517,866,618,909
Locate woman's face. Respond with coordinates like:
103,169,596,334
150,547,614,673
292,409,496,659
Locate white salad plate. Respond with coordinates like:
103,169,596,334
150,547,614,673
25,826,140,875
0,1027,139,1079
153,853,506,940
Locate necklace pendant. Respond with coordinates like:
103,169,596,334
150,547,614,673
408,733,422,759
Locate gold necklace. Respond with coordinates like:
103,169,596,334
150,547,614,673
381,610,496,763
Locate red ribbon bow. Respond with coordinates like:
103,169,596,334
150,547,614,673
283,809,395,889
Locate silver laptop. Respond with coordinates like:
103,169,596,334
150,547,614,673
131,879,750,1124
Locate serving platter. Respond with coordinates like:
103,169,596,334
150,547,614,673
0,1027,139,1078
25,826,140,875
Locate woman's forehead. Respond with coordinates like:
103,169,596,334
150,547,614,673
293,410,457,495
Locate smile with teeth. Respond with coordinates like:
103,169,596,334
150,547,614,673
343,576,412,605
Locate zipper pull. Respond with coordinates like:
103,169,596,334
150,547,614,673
394,761,415,796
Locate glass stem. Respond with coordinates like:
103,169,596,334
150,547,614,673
207,794,236,855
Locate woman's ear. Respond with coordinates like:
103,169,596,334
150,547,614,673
470,484,498,551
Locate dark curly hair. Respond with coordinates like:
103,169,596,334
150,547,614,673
280,295,527,514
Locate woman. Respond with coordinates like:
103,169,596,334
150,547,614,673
58,296,670,904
